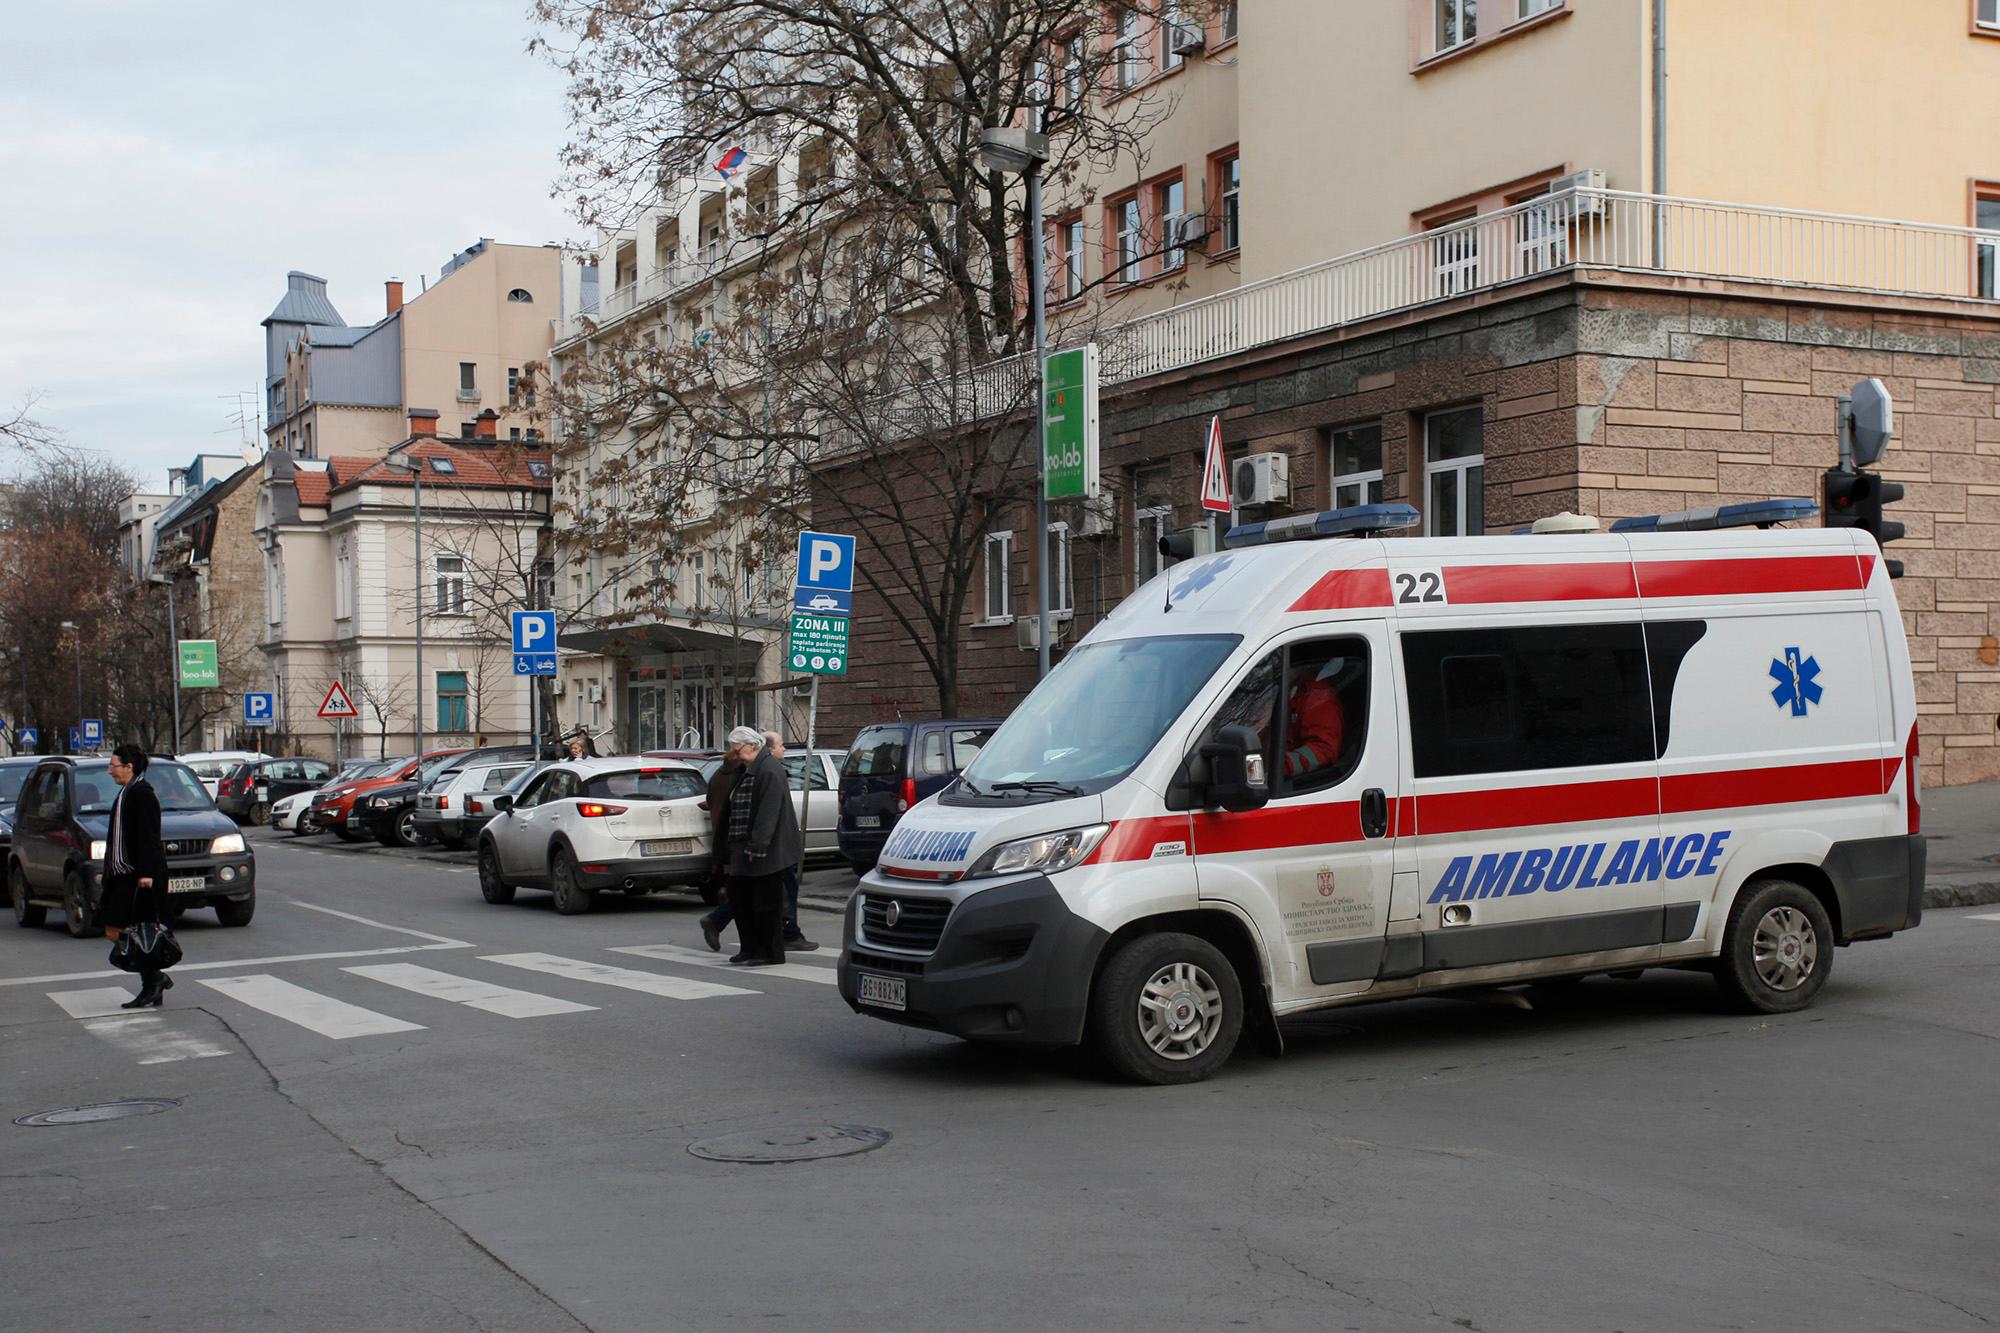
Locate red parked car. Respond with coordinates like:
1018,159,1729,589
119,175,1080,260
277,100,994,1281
310,750,464,841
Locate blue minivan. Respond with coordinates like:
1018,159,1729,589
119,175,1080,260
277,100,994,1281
836,719,998,873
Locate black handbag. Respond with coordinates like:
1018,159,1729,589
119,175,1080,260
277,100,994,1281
109,921,182,973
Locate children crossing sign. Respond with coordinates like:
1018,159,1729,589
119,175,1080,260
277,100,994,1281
317,680,358,719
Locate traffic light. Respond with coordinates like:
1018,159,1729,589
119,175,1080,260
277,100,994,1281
1822,467,1905,578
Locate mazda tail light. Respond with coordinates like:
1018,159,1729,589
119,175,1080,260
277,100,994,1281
577,802,627,818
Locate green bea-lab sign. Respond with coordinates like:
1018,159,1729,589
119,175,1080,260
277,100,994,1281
787,613,849,676
177,639,218,688
1043,343,1101,501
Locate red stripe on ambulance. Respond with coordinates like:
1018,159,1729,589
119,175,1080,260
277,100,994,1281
1288,555,1871,614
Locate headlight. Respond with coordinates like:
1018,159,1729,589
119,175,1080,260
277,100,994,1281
89,839,107,861
211,833,246,855
371,796,393,808
964,825,1109,879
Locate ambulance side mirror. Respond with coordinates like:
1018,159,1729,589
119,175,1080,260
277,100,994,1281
1200,726,1270,813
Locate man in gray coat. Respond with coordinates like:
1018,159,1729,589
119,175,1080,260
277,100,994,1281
723,726,802,966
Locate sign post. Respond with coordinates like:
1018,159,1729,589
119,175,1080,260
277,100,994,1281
177,639,219,689
788,531,857,846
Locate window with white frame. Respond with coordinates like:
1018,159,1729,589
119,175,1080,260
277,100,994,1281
1521,0,1561,16
434,553,466,614
1048,521,1074,616
1061,32,1085,107
1424,407,1485,537
1113,196,1144,283
1982,0,2000,27
1436,0,1476,49
983,530,1014,621
334,537,353,620
1328,424,1385,510
1117,6,1145,87
1978,195,2000,300
1062,217,1085,299
1159,0,1186,70
458,362,477,397
1218,153,1241,251
1219,0,1239,39
1156,177,1186,270
1517,192,1570,274
1429,214,1479,294
1133,466,1174,586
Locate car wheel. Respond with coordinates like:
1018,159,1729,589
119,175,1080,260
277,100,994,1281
10,864,45,928
214,894,255,927
62,868,95,939
396,810,427,848
249,800,270,827
1088,932,1244,1086
549,847,592,915
292,811,317,837
478,843,515,904
1714,877,1833,1014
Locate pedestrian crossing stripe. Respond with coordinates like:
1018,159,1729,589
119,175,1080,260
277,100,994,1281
343,963,597,1017
44,988,234,1064
197,974,427,1039
611,942,840,986
479,952,757,1000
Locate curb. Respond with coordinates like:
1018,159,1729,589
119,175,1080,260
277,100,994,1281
1925,880,2000,909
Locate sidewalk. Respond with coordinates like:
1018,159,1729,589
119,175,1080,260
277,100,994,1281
798,779,2000,915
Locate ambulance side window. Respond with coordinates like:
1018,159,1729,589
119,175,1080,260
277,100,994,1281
1197,638,1370,799
1203,653,1282,787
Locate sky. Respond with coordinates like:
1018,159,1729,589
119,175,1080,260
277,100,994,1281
0,0,578,488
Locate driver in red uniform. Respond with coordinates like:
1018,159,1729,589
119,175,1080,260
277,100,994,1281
1280,669,1346,781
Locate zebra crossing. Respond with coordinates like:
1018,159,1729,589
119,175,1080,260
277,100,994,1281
42,943,844,1064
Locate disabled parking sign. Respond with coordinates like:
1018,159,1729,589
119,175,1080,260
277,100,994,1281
511,609,558,675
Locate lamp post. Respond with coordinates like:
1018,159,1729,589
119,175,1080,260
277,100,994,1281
979,124,1054,680
386,454,425,754
148,573,181,752
58,620,82,750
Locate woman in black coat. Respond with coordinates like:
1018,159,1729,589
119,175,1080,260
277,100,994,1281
100,743,174,1008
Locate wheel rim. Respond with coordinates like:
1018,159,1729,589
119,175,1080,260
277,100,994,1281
479,849,501,894
1752,905,1819,992
63,876,86,932
554,855,573,901
10,872,25,921
400,812,417,843
1136,960,1225,1061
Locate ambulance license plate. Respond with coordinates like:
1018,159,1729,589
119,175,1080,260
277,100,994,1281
167,876,207,894
854,816,882,828
856,974,906,1011
639,838,694,856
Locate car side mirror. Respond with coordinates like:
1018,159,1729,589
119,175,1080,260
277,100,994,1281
1199,725,1270,813
490,795,513,813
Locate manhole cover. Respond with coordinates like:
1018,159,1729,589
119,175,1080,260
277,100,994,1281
14,1098,181,1127
687,1124,890,1164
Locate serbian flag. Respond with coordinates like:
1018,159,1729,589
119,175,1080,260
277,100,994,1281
715,146,748,179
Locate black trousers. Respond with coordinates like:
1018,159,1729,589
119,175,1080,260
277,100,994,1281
729,872,786,962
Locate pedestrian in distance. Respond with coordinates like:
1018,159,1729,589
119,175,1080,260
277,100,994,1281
101,744,175,1008
721,726,802,967
697,734,818,952
564,730,597,761
763,730,818,952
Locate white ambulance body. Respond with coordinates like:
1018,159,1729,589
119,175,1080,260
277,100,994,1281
837,512,1925,1084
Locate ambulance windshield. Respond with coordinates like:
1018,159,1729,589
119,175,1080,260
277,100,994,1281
954,634,1241,800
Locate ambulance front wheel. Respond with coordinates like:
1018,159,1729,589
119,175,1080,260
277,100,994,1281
1090,932,1244,1085
1714,877,1834,1014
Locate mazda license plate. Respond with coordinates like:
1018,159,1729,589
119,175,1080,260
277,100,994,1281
167,876,207,894
855,816,882,829
857,974,906,1011
640,838,694,856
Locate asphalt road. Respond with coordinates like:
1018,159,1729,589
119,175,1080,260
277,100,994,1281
4,827,1998,1331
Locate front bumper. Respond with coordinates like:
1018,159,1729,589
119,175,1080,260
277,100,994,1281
92,856,255,904
573,853,710,890
837,874,1110,1048
311,803,353,831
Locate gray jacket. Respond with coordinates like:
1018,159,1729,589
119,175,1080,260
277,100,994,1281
727,751,802,877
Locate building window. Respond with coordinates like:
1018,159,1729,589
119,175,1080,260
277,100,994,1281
1428,212,1479,295
1060,32,1086,107
437,672,470,732
1328,424,1385,510
1048,521,1073,616
1520,0,1561,15
1159,0,1186,70
1982,0,2000,27
1057,215,1085,299
1133,466,1173,586
1424,406,1485,537
507,288,534,302
1156,176,1186,270
1218,0,1239,40
1116,6,1146,88
508,367,521,405
435,554,466,614
1436,0,1476,50
334,538,353,620
458,362,477,400
1111,194,1144,284
983,530,1013,621
1517,192,1570,273
1977,190,2000,299
1214,152,1241,253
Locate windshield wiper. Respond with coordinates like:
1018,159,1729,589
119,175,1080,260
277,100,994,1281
955,776,990,797
988,780,1084,796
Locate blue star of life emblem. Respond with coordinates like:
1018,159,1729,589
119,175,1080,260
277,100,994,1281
1172,554,1234,600
1769,647,1823,717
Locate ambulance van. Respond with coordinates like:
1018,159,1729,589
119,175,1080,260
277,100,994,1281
836,501,1926,1084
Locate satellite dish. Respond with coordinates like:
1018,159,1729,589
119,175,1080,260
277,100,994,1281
1848,377,1893,468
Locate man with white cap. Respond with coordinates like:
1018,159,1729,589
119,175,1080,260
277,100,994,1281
721,726,802,966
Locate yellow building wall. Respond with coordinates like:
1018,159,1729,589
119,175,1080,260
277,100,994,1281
400,244,560,434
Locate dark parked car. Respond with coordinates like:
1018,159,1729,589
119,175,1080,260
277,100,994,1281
358,779,427,847
8,757,256,936
216,756,337,825
311,749,462,841
836,719,998,873
0,755,44,863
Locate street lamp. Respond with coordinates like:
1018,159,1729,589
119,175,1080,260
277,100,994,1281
979,124,1055,680
58,620,81,750
385,453,425,754
148,573,181,752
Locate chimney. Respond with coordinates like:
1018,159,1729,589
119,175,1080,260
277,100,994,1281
474,409,499,441
385,278,404,316
409,408,439,438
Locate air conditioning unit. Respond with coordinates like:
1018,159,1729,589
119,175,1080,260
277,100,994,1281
1169,20,1205,55
1015,614,1069,652
551,678,566,696
587,683,603,703
1173,212,1211,248
1172,523,1220,557
1075,493,1116,538
1549,168,1607,216
1232,452,1290,506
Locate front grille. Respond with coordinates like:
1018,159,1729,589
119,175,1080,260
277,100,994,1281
860,893,952,953
846,948,924,977
163,838,210,858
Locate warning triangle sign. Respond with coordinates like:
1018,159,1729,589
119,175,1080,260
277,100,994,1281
317,679,359,719
1199,415,1231,513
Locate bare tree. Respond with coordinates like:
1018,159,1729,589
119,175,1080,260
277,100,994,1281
347,668,414,760
0,391,64,459
536,0,1180,715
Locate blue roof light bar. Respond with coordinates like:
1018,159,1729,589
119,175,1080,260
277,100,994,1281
1225,503,1422,549
1610,497,1818,534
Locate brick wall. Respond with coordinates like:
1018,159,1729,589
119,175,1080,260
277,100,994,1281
811,276,2000,786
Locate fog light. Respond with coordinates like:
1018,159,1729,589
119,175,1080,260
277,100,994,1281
218,866,236,883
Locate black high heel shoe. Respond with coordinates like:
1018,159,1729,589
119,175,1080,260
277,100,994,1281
121,974,167,1009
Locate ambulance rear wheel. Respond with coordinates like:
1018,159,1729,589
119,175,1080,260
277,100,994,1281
1090,932,1243,1085
1714,878,1833,1014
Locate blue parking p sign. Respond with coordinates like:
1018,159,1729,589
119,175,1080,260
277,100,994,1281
794,531,856,595
511,609,558,676
244,692,274,727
